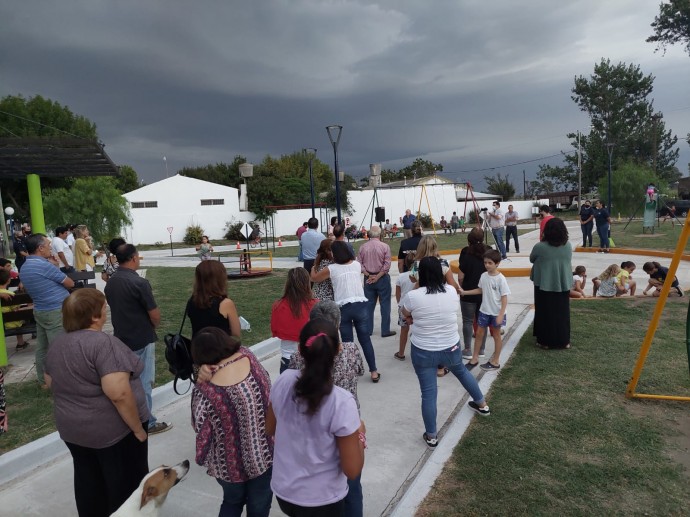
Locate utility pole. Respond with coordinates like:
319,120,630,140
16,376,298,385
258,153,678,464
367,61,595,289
577,130,582,209
523,170,526,199
652,114,661,173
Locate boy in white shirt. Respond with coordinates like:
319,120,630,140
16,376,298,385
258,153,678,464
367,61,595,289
459,249,510,371
394,253,416,360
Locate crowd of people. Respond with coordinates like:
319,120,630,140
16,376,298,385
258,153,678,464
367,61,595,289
1,209,688,516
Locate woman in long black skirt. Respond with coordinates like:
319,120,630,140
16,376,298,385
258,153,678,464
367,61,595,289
530,218,572,349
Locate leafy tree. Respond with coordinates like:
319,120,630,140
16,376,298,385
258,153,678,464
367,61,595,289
597,161,662,216
570,59,679,187
43,177,131,243
528,164,578,196
179,156,247,189
647,0,690,55
0,94,99,220
114,165,142,193
484,172,516,200
398,158,443,179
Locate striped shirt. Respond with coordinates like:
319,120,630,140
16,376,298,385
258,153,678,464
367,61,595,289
20,256,69,311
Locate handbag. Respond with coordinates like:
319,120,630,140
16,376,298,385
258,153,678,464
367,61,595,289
164,309,195,395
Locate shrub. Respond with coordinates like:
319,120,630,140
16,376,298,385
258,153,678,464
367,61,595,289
183,224,204,245
224,220,245,241
417,212,433,229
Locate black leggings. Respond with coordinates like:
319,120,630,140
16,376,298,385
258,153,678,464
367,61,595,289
277,496,345,516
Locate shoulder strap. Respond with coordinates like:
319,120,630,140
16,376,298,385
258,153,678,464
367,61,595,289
178,307,188,335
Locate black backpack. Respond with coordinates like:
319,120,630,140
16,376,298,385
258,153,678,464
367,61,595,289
164,310,196,395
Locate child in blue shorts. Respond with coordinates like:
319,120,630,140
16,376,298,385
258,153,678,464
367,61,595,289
459,249,510,371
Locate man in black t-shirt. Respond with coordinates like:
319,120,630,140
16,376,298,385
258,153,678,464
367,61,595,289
397,220,423,272
579,200,594,247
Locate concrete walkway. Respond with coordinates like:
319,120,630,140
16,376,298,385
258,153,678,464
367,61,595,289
2,222,689,516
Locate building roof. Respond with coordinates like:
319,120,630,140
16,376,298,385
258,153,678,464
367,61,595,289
366,175,453,190
123,173,238,199
0,137,119,178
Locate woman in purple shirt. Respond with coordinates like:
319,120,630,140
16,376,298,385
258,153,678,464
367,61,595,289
266,319,366,516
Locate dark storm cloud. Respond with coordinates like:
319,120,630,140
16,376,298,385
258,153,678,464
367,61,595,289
1,1,688,186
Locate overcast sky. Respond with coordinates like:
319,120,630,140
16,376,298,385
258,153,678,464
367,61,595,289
1,1,689,190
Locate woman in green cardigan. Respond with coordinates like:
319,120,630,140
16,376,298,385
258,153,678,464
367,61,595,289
530,218,572,349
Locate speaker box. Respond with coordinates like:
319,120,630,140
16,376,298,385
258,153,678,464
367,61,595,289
375,207,385,223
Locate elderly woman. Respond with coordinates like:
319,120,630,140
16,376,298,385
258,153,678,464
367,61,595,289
530,217,573,349
191,327,274,517
402,256,490,448
45,289,150,517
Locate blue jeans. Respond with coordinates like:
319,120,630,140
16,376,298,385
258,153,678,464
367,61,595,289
132,343,157,428
411,344,485,437
339,301,377,372
581,221,593,247
216,468,272,517
596,223,610,248
363,273,392,336
344,475,363,517
492,227,507,258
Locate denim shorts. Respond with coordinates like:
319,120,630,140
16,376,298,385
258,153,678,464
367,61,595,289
477,310,506,328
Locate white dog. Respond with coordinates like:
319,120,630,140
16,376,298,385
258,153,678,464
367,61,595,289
111,460,190,516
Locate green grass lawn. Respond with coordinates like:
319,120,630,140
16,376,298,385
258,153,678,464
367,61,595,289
419,297,690,516
608,220,688,252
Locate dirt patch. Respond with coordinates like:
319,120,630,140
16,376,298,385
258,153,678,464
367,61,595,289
633,233,667,238
626,402,690,481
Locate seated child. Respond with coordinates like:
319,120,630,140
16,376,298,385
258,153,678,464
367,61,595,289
592,264,620,298
0,269,29,350
642,261,683,297
570,265,587,298
615,261,637,297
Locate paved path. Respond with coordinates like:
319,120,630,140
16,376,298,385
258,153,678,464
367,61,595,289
2,221,689,516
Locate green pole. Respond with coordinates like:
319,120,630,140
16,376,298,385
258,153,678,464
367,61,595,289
27,174,46,234
0,310,6,366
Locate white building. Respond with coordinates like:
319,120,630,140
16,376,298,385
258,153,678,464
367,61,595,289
122,175,249,244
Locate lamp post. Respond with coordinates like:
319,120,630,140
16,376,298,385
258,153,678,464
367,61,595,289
4,207,14,258
577,130,582,209
302,148,317,218
606,143,614,213
163,156,169,178
326,125,343,224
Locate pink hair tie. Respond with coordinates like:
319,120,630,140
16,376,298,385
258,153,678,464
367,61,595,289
305,332,327,348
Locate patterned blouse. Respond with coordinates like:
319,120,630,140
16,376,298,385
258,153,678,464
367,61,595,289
313,258,335,301
288,341,364,409
191,347,274,483
0,369,5,434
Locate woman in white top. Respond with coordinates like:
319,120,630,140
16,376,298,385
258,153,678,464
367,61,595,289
402,256,489,448
311,241,380,383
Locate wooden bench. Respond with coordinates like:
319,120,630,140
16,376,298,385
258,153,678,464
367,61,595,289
67,270,97,288
1,292,36,337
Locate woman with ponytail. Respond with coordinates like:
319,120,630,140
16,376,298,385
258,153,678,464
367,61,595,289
266,319,365,516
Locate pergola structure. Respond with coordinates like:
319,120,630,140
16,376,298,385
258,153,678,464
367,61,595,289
0,137,120,365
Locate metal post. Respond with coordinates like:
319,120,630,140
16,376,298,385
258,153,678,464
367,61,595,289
577,130,582,209
606,143,614,213
326,125,343,224
27,173,46,234
303,148,317,218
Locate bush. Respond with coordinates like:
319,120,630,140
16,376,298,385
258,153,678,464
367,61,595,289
183,224,204,245
417,212,433,229
224,220,245,241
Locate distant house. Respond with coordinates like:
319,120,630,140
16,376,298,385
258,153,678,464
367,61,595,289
122,175,245,245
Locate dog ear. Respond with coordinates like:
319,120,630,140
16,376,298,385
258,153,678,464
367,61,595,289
140,484,159,510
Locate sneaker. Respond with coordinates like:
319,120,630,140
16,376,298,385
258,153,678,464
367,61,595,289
468,401,491,416
462,348,473,359
478,347,486,358
149,422,173,435
480,361,500,372
465,361,478,371
676,286,684,297
423,432,438,448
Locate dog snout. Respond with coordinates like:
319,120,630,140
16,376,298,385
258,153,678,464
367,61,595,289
173,459,190,485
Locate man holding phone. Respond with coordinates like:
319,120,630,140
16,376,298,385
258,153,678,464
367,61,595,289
488,201,507,260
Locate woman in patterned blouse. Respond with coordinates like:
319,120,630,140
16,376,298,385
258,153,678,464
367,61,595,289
312,239,335,301
191,327,273,517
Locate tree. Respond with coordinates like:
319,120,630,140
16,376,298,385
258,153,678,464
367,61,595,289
647,0,690,55
570,59,679,186
529,164,578,195
484,173,516,200
43,177,131,243
114,165,142,193
0,94,99,220
179,156,247,189
597,161,663,217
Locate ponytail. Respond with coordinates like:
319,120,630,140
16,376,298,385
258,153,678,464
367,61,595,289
294,319,340,415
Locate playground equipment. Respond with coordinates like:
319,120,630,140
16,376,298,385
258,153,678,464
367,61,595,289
626,214,690,402
219,249,273,279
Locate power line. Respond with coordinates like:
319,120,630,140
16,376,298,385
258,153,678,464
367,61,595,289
0,124,20,137
441,151,575,175
0,109,87,139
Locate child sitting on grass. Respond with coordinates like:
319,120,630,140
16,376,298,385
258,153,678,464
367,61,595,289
570,265,587,298
0,269,29,350
592,264,620,298
394,253,416,360
459,249,510,371
642,261,684,297
615,261,637,297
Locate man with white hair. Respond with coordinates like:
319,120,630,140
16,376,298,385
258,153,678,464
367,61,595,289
400,209,416,239
357,225,395,338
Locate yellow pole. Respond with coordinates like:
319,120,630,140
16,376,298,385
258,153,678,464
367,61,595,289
626,216,690,398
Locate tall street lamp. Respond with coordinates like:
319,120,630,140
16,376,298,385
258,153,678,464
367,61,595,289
326,125,343,224
302,148,317,218
606,143,614,214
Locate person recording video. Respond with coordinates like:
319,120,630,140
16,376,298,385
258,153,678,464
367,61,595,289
488,202,507,259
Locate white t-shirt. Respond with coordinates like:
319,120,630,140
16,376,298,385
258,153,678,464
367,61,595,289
478,272,510,316
395,272,416,305
328,261,368,306
51,236,74,267
402,286,460,351
572,274,584,290
489,208,504,229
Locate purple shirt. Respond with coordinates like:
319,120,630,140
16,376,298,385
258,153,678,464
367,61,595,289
357,238,391,275
270,369,360,507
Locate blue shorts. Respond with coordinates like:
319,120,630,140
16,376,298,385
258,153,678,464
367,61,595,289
477,310,506,328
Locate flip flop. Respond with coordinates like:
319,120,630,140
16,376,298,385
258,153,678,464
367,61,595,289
393,352,406,361
372,373,381,383
437,367,450,377
15,342,30,350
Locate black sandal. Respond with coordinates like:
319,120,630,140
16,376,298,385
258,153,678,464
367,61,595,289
372,373,381,383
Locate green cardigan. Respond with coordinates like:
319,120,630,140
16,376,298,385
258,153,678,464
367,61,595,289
529,241,573,292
